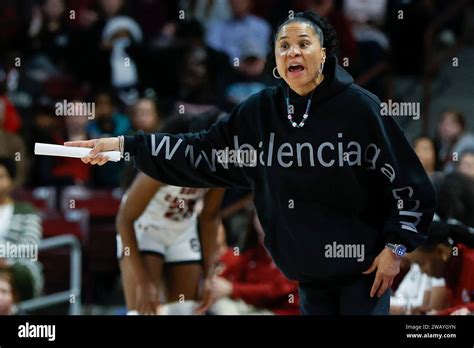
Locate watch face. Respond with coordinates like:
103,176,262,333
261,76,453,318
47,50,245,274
395,245,407,257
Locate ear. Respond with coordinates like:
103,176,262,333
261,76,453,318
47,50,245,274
321,48,326,62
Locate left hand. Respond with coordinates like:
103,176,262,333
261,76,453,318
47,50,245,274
195,277,215,315
363,247,400,298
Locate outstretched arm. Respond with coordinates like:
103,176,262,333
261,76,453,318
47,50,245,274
65,102,255,189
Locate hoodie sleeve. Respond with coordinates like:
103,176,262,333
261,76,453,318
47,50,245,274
363,94,436,252
123,101,254,189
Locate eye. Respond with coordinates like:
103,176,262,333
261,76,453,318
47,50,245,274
280,42,289,50
300,41,311,48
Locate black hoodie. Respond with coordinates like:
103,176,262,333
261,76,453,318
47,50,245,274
124,56,436,282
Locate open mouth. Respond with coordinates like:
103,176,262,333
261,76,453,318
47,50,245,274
288,64,305,73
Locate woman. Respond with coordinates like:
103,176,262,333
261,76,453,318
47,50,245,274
129,97,161,133
118,109,225,315
390,261,447,315
0,158,43,300
408,219,474,314
28,0,74,71
65,12,436,315
117,173,224,315
436,109,474,172
412,135,440,178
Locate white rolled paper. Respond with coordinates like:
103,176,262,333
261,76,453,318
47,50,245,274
34,143,121,162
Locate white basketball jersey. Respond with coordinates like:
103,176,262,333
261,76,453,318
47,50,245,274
128,186,208,239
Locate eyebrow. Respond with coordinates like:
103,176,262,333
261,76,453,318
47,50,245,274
279,34,311,41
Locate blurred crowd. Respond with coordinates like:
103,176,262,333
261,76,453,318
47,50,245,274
0,0,473,315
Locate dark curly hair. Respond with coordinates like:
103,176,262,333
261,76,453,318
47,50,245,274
435,172,474,227
419,219,474,252
274,11,339,59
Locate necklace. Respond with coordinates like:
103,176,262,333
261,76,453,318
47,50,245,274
285,87,316,128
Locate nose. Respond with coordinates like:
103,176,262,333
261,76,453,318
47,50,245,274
287,45,301,57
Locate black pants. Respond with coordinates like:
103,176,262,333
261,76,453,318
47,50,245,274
298,274,390,315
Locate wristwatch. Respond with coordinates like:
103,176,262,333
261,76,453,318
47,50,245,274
385,243,407,257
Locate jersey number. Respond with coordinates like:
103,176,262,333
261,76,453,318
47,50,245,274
164,195,197,221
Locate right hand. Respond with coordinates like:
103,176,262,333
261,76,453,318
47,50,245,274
64,137,119,165
135,280,160,315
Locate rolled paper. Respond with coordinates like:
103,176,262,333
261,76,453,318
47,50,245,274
34,143,121,162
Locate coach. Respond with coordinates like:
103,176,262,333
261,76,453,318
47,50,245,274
67,12,436,315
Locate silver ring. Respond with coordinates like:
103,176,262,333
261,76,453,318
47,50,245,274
273,67,281,79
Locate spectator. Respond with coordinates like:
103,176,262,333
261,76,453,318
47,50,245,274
87,90,130,138
73,0,130,87
0,267,17,315
435,172,474,228
177,46,220,110
390,262,447,314
27,103,65,187
176,20,232,106
412,135,441,179
121,97,163,190
343,0,387,25
222,38,271,111
179,0,232,27
206,0,271,64
341,0,390,96
0,50,43,123
100,16,144,105
457,149,474,180
129,97,161,133
27,0,75,72
210,211,300,315
0,157,43,301
143,19,231,113
436,109,474,172
51,99,91,185
409,219,474,311
99,0,128,19
0,94,22,134
87,90,130,187
0,101,27,186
